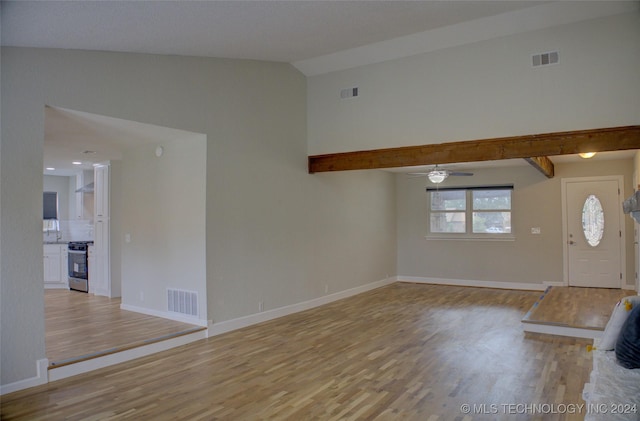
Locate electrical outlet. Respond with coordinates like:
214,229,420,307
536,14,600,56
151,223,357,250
139,291,144,301
324,284,329,294
258,301,264,312
531,227,541,235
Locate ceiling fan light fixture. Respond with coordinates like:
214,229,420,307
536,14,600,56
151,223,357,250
579,152,596,159
428,170,448,184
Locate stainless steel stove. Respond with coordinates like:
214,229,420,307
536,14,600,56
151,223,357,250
68,241,93,292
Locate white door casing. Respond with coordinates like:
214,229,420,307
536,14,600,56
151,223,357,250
562,176,624,288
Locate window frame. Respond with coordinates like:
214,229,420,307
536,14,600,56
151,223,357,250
426,185,515,241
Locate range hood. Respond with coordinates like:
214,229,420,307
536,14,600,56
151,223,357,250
622,191,640,223
75,182,94,193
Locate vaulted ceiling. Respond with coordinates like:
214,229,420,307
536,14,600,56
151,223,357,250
2,1,635,76
3,1,637,174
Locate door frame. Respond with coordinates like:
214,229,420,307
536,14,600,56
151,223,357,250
561,175,626,288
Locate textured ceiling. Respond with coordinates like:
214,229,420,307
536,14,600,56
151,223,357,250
2,1,543,64
4,1,635,76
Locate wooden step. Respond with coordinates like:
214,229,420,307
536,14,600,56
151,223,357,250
521,286,636,338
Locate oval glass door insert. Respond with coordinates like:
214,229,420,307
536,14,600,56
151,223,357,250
582,194,604,247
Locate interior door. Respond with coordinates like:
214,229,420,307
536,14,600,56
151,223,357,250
565,178,622,288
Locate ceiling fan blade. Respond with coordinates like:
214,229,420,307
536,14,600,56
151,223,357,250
448,171,474,176
407,172,429,177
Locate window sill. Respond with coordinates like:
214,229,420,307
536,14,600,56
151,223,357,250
425,235,516,242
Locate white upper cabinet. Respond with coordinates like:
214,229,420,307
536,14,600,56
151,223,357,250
94,164,110,219
75,170,95,220
92,162,111,297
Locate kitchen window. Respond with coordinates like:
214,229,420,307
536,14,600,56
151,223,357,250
427,186,513,239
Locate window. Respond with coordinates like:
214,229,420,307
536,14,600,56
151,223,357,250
427,186,513,238
582,194,604,247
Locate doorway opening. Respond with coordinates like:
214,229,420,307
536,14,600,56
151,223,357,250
43,105,208,375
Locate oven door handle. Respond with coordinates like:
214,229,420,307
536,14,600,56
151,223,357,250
68,250,87,255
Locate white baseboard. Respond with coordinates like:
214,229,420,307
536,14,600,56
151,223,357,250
93,288,110,297
536,280,637,292
208,277,397,337
44,283,68,289
48,329,207,382
543,281,565,287
120,303,208,327
5,279,394,393
0,358,49,396
398,276,548,291
522,322,602,340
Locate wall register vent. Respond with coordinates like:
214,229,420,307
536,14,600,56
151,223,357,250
167,288,198,317
340,87,359,99
532,51,559,67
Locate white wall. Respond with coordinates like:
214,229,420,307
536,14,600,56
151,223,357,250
305,10,639,291
1,48,47,386
120,134,207,319
208,168,397,321
0,47,397,388
308,12,640,154
397,159,635,287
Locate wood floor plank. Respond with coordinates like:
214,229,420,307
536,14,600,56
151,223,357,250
3,284,594,420
521,286,636,329
45,290,203,366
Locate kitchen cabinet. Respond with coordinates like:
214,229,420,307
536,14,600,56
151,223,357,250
93,162,111,297
92,219,110,296
88,244,95,287
44,244,68,288
94,164,109,218
75,172,84,219
74,170,94,220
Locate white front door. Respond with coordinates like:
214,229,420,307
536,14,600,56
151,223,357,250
564,177,623,288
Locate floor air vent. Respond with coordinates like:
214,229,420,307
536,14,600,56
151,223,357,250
167,288,198,317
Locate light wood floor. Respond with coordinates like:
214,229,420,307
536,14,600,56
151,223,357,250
4,284,592,420
521,286,637,330
45,290,204,367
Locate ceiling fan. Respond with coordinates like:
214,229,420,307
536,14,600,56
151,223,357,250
408,165,474,184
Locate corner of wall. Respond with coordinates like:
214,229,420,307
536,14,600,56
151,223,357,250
208,276,397,337
0,358,49,396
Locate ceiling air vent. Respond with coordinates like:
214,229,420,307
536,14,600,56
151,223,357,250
532,51,559,67
340,87,359,99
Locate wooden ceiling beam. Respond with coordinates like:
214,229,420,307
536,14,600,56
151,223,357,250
308,125,640,173
524,156,554,178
